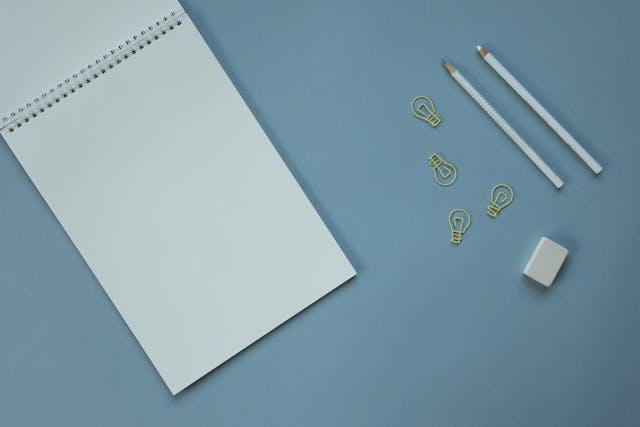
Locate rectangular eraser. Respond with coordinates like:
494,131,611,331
523,237,568,287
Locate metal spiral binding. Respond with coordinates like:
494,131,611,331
1,8,186,133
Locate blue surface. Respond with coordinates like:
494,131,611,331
1,0,639,425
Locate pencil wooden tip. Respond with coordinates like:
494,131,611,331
477,45,488,57
442,59,456,74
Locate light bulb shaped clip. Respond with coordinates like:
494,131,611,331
448,208,471,244
411,96,441,128
487,184,514,218
428,153,457,186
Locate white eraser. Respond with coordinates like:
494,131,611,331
523,237,568,287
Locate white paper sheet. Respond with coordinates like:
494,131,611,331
1,5,355,394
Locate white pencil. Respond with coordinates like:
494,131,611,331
442,58,564,189
477,45,602,174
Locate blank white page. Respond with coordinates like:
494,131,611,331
1,13,355,394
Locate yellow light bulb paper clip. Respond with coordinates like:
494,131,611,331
411,96,441,128
427,153,457,186
487,184,514,218
448,209,471,244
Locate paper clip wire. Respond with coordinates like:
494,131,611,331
411,96,441,128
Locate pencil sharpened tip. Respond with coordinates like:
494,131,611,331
442,59,456,74
477,45,488,57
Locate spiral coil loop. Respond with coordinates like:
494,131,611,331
1,8,186,133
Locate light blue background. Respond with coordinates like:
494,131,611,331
1,0,639,425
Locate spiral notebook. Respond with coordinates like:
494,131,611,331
0,0,355,394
